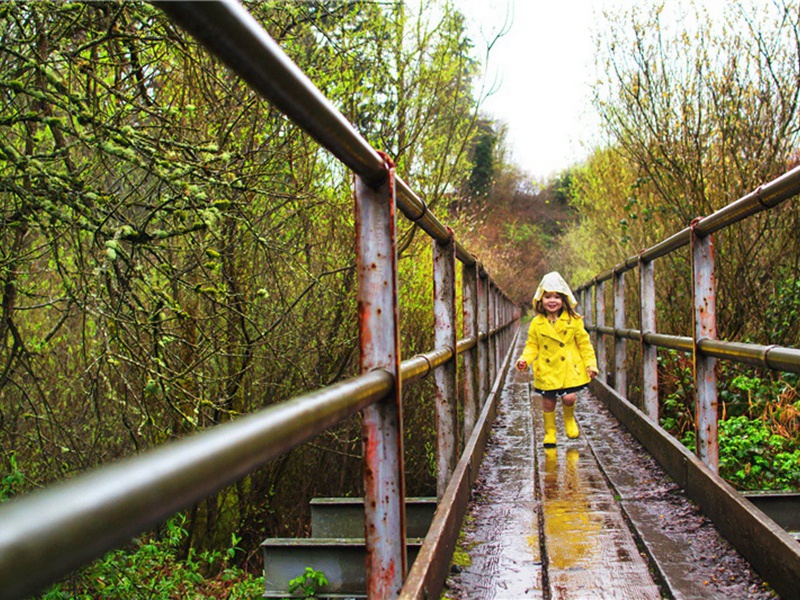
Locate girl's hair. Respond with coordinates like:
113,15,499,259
534,292,580,320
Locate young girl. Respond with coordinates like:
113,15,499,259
515,272,598,446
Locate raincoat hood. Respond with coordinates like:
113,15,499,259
533,271,578,308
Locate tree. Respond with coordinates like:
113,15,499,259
586,0,800,341
466,121,497,201
0,0,485,570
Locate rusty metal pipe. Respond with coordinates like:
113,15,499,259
643,333,693,352
153,0,387,187
153,2,486,272
695,166,800,236
433,235,458,498
585,329,800,375
0,370,393,600
692,224,719,471
401,347,454,385
457,336,477,353
578,166,800,293
697,340,800,374
355,168,406,597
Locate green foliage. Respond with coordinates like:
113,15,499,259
0,0,474,561
546,1,800,495
761,268,800,347
502,221,549,247
38,515,263,599
561,1,800,332
287,567,329,599
658,351,695,438
717,416,800,491
1,453,24,501
466,126,496,200
671,368,800,491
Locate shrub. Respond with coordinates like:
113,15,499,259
38,514,264,599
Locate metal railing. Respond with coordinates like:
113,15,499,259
0,2,519,599
576,166,800,472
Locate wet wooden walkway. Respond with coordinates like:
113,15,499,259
444,334,773,600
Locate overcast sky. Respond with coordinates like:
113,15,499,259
460,0,728,181
458,0,604,181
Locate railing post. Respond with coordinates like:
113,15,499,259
477,268,489,405
354,162,406,598
585,284,595,348
691,221,719,472
595,279,607,381
613,269,627,398
433,232,458,498
494,286,501,375
462,262,479,440
639,256,659,420
488,282,497,385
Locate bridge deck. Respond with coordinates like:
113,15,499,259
444,335,774,599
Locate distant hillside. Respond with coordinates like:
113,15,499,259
451,173,578,306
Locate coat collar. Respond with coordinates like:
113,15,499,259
534,312,574,339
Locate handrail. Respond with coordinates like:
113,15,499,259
584,325,800,372
0,2,520,599
152,1,387,186
153,1,479,269
585,165,800,284
0,340,493,599
577,164,800,472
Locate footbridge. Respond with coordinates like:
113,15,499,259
1,2,799,599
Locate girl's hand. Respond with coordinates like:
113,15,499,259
516,359,528,372
587,368,597,379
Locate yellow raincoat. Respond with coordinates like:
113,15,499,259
519,311,598,391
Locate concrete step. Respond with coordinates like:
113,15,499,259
262,496,436,597
262,537,423,598
309,496,436,538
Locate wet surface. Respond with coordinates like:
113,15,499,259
580,393,777,600
443,333,776,599
534,398,661,599
450,371,543,599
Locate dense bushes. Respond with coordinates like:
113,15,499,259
0,0,482,591
39,516,263,599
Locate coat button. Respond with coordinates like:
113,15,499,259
560,343,565,347
561,356,565,361
544,344,548,349
546,358,550,363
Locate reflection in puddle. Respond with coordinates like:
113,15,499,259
543,447,601,570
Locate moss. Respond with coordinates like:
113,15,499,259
450,545,471,569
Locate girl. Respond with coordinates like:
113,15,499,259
515,272,597,446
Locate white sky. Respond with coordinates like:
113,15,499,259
459,0,728,181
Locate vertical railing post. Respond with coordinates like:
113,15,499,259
639,256,658,420
613,269,627,398
691,221,719,472
595,279,607,381
354,163,406,598
477,268,489,405
494,287,501,374
488,282,497,385
433,232,458,498
462,262,479,441
585,284,594,348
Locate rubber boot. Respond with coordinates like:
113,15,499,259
543,410,557,447
563,404,580,439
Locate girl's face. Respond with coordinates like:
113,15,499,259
542,291,563,315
